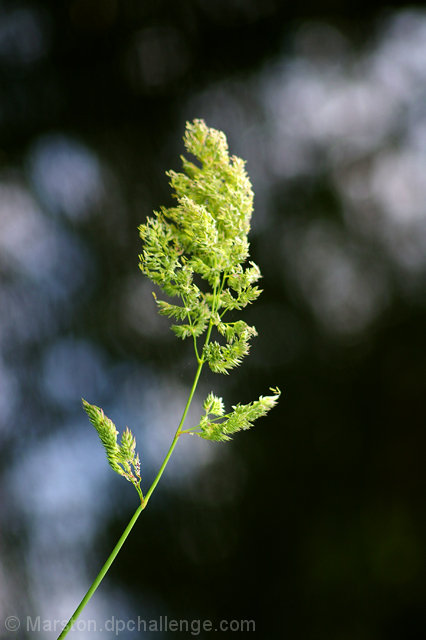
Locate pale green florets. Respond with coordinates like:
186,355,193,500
203,392,225,417
199,388,281,442
138,119,262,373
82,399,142,497
139,119,280,443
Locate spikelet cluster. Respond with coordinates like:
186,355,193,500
139,119,280,441
138,119,262,375
82,399,142,498
199,388,281,442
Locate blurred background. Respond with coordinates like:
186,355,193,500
1,1,426,638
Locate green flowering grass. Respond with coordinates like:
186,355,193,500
59,119,280,639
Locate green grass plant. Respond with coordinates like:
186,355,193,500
57,120,279,639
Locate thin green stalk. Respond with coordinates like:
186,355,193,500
142,353,205,508
141,319,216,507
57,332,211,640
57,502,143,640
